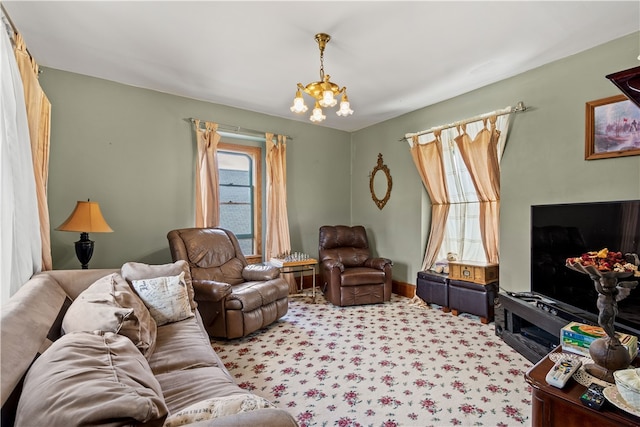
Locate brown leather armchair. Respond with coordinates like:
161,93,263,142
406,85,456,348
167,227,289,339
318,225,393,307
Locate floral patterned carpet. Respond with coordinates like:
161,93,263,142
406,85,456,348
212,293,533,427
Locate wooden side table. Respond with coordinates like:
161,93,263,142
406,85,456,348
525,346,640,427
270,258,318,302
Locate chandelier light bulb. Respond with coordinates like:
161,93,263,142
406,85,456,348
337,100,353,117
336,92,354,116
290,90,308,113
319,90,337,108
310,102,326,123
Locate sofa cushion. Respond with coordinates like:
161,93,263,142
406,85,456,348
61,272,157,358
156,367,249,415
148,316,219,376
122,260,197,311
131,272,194,326
14,331,168,427
163,394,276,427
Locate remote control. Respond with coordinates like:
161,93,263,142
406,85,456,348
580,382,606,410
507,291,539,299
545,356,582,388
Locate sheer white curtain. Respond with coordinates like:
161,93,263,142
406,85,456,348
414,114,510,266
1,24,42,301
417,126,484,263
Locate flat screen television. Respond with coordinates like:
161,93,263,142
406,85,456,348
530,200,640,337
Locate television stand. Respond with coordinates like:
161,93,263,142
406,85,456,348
495,292,568,362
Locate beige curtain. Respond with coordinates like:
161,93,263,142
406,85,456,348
454,116,501,263
265,133,295,292
193,120,220,227
13,32,52,270
410,132,450,270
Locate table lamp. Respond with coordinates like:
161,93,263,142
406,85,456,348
56,200,113,269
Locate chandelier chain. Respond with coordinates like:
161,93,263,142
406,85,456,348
319,46,325,80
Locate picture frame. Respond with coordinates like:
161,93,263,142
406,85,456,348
585,94,640,160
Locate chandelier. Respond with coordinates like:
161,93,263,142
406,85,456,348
290,33,353,123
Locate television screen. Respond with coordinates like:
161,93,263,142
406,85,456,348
530,200,640,337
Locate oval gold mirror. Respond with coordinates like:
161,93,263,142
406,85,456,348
369,153,392,210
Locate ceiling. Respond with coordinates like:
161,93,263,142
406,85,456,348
3,1,639,132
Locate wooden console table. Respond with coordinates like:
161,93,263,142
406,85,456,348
270,258,318,302
525,346,640,427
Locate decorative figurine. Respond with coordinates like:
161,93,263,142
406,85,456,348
566,251,639,382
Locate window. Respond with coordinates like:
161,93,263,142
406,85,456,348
436,139,486,263
217,142,262,263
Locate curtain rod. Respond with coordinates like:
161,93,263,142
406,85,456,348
1,5,16,41
189,118,293,141
1,5,42,74
399,101,528,142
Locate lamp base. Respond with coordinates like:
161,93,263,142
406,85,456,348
75,232,94,269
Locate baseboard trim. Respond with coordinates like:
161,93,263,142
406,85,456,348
393,280,415,298
296,275,415,299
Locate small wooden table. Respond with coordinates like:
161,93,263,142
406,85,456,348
270,258,318,302
525,346,640,427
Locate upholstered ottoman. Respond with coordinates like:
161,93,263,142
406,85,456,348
416,271,449,312
448,279,499,324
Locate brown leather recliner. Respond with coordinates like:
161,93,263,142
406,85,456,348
318,225,393,307
167,227,289,339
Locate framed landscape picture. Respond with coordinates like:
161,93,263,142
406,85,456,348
585,94,640,160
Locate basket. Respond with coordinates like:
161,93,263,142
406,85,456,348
614,368,640,409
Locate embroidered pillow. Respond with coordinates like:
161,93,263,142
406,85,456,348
163,394,275,427
121,261,197,311
131,272,194,326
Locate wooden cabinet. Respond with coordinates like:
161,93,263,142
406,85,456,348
525,347,640,427
448,261,498,284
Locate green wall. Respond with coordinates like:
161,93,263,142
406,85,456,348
42,32,640,292
41,70,352,269
351,32,640,292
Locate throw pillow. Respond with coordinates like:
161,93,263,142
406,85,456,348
62,272,157,359
122,260,197,311
15,331,168,427
131,272,194,326
163,394,276,427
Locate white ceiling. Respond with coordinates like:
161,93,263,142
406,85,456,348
3,1,639,132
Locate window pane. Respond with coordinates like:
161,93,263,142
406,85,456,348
220,203,252,235
218,152,250,185
236,237,254,255
220,168,250,186
220,184,251,204
218,151,253,241
217,144,260,259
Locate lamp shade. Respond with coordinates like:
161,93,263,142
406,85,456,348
56,201,113,233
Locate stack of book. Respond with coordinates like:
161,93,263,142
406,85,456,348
561,321,638,359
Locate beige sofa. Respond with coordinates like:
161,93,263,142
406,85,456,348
1,263,297,427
